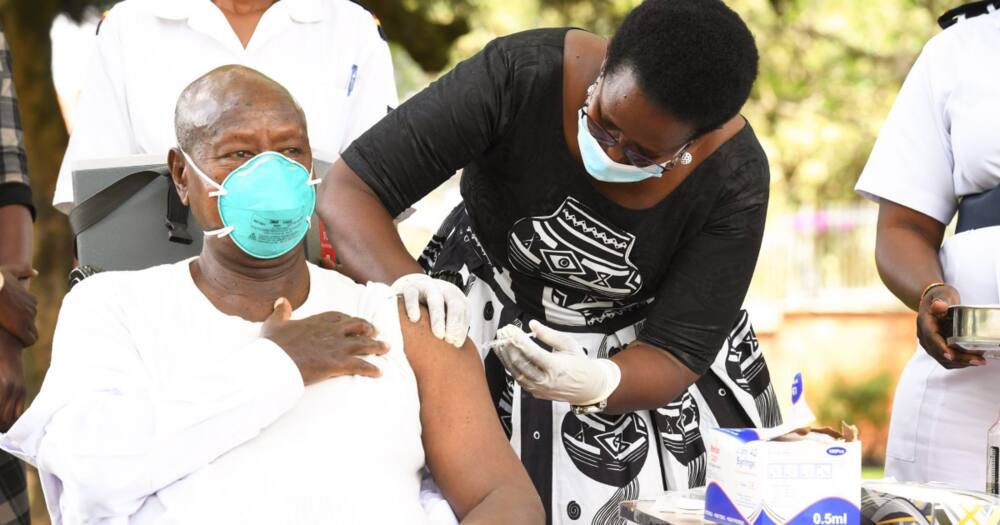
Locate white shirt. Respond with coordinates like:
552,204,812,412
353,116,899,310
53,0,397,212
0,261,427,524
855,11,1000,489
856,10,1000,223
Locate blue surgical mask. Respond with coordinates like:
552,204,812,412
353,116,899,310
576,109,662,184
182,150,320,259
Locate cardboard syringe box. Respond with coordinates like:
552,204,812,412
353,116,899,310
704,374,862,525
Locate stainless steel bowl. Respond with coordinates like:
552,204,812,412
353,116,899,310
947,305,1000,357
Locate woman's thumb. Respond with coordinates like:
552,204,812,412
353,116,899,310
529,320,578,353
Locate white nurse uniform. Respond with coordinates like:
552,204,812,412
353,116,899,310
856,9,1000,489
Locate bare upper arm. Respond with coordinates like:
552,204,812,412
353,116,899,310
397,302,539,520
317,158,379,213
876,198,947,249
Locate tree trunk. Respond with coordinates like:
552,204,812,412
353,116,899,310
1,2,69,520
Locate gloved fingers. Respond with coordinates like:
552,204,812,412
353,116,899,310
506,331,557,372
492,325,528,372
445,322,468,348
494,325,513,338
442,286,469,347
498,325,560,372
491,338,520,376
492,343,517,376
496,323,527,342
529,320,583,355
445,325,468,347
424,285,447,340
401,286,421,323
506,344,547,385
504,323,546,354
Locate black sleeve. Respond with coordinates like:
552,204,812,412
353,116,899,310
637,158,769,376
0,183,34,220
341,39,515,217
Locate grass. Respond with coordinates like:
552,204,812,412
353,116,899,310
863,466,884,479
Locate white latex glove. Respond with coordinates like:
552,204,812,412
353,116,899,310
492,320,621,406
390,273,469,348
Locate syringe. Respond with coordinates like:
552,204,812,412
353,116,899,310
480,332,537,352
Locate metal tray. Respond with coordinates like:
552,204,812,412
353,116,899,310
947,305,1000,357
620,501,711,525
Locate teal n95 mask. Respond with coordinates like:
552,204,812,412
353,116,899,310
181,150,320,259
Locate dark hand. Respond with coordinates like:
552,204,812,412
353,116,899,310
917,284,983,369
319,255,338,271
0,265,38,347
260,298,389,385
0,330,26,432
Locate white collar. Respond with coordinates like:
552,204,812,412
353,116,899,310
151,0,324,23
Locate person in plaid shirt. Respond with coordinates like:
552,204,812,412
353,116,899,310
0,20,37,525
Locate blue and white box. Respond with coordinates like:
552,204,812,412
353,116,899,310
704,374,861,525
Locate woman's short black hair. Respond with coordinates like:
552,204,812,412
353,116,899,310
605,0,759,136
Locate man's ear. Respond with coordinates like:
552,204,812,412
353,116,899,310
167,147,190,206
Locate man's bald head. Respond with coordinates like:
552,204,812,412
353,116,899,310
174,65,307,156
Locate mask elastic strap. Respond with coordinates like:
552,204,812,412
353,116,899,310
180,150,233,236
305,173,319,229
203,226,235,239
181,151,228,197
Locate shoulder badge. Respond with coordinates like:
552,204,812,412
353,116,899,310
95,9,111,35
373,14,387,41
349,1,388,41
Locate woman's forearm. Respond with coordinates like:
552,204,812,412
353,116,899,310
460,486,545,525
874,200,948,310
605,341,698,414
316,161,423,284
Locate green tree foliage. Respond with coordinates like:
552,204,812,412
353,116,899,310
734,0,952,207
438,0,954,207
363,0,472,70
387,0,954,206
817,372,894,465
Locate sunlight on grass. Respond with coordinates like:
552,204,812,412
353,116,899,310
863,466,884,479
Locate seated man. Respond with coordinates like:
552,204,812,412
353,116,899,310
0,65,543,525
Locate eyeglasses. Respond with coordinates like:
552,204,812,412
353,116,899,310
582,84,694,175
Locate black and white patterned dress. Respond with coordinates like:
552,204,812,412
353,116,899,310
343,28,781,525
